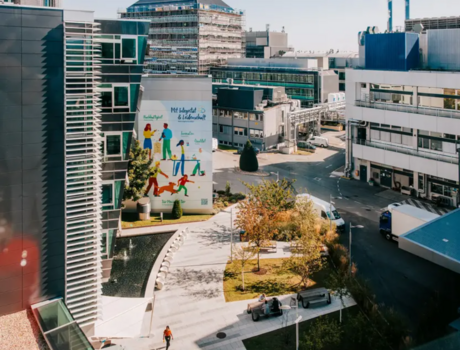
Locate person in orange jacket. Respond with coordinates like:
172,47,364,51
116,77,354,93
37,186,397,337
163,326,173,349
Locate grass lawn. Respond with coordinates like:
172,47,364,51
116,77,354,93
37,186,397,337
218,145,238,153
223,258,333,302
243,306,359,350
121,212,213,229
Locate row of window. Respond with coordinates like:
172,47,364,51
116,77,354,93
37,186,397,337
214,109,264,121
218,125,264,138
102,180,124,210
212,71,315,84
101,132,132,160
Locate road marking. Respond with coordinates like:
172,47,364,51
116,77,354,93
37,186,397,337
326,165,332,169
314,177,321,182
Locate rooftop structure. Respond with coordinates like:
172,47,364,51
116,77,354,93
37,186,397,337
406,16,460,33
399,209,460,274
245,26,293,59
120,0,245,74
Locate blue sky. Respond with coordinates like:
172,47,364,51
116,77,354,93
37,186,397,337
64,0,460,51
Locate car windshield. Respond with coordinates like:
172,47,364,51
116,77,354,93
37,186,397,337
331,210,341,220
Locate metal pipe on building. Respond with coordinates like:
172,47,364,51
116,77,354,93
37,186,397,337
405,0,410,20
388,0,393,32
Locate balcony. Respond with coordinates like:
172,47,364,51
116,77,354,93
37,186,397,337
355,100,460,120
352,138,458,181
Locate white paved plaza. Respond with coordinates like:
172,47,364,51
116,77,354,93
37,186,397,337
114,209,355,350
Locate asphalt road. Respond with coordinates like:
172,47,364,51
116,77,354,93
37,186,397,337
213,139,460,332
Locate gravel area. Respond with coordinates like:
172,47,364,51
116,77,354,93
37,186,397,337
0,310,48,350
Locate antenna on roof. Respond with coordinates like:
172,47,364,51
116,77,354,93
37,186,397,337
266,24,270,32
282,26,285,33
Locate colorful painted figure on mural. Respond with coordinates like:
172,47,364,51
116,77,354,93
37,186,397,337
145,161,169,197
190,160,205,177
143,124,157,159
159,123,173,160
158,182,178,195
177,175,194,197
173,140,186,176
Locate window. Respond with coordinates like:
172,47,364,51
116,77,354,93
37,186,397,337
122,38,136,59
234,127,247,136
373,172,379,180
101,42,114,59
219,125,231,135
106,134,121,155
419,174,424,191
250,129,264,138
114,86,129,107
321,211,327,219
101,91,112,108
102,184,114,205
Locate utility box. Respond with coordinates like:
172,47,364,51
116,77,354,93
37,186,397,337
365,33,419,71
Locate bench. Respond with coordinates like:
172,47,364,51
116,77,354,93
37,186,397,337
255,240,277,253
247,298,283,322
297,287,331,308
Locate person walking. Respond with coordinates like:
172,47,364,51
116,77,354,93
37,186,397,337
163,326,173,350
160,123,173,160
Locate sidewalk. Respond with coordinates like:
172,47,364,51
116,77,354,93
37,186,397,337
141,210,355,350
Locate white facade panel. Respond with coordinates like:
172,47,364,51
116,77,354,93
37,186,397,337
427,29,460,71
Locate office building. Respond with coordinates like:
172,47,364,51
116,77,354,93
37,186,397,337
212,83,296,150
0,2,148,335
281,52,359,91
211,58,339,108
346,29,460,207
0,0,61,5
119,0,245,74
245,26,292,59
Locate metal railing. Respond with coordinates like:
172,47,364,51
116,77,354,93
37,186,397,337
355,100,460,120
353,138,458,164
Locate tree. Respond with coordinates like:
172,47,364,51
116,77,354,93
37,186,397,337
284,198,324,287
242,179,296,219
328,270,351,323
123,140,155,202
300,316,342,350
172,200,182,219
235,199,274,272
239,140,258,172
232,244,257,291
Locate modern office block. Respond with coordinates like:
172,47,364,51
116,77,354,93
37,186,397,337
119,0,245,74
245,28,292,59
0,3,148,332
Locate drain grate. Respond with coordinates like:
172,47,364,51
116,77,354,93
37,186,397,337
216,332,227,339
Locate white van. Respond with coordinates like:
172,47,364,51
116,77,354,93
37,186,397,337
296,194,345,233
308,136,329,148
212,138,218,152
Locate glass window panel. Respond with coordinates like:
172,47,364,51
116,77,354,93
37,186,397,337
130,84,139,112
35,301,74,333
101,42,114,59
107,229,116,258
391,133,402,144
114,181,124,209
122,38,136,59
101,232,107,255
122,132,132,160
102,184,113,205
430,139,442,151
46,322,93,350
106,135,121,155
101,91,112,108
114,86,129,107
115,43,121,59
431,182,443,195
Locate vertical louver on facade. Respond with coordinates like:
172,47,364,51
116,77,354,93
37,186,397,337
63,20,103,327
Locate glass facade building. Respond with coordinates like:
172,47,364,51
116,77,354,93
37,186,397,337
0,3,148,332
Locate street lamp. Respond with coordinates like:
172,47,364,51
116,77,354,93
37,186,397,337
348,223,364,274
270,171,279,182
279,303,302,350
222,208,234,262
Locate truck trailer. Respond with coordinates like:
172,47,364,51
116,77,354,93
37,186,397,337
379,204,439,241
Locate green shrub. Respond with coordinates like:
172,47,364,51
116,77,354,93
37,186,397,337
239,140,259,172
172,200,182,219
223,201,229,207
217,190,226,195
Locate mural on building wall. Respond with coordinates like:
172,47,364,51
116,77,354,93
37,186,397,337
139,101,213,212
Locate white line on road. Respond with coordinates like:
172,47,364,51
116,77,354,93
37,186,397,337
326,165,332,169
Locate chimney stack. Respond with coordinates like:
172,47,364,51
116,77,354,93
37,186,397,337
388,0,393,32
405,0,410,20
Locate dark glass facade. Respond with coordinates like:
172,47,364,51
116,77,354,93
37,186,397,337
96,19,149,281
0,5,65,316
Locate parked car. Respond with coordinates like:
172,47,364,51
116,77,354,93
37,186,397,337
308,136,329,148
297,141,317,152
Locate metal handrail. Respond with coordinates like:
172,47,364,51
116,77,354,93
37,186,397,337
355,100,460,120
353,138,458,164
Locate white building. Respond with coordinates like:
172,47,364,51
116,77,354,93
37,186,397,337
346,29,460,208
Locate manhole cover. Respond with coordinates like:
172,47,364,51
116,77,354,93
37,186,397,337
216,332,226,339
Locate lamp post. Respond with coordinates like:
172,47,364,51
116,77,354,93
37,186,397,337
223,208,234,262
348,223,364,274
280,303,301,350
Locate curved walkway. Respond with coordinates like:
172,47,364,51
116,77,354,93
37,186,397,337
113,208,355,350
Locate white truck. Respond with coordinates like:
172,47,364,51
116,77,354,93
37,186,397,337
379,204,439,241
297,194,346,233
